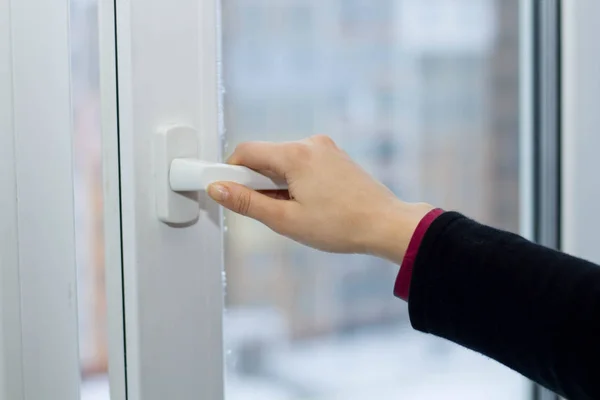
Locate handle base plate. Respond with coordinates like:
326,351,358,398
154,126,199,224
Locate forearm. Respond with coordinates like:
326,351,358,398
405,212,600,399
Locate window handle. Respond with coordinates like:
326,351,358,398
169,159,287,192
154,125,287,224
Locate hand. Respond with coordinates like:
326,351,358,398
207,135,433,264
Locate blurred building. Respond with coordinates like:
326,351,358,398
223,0,521,340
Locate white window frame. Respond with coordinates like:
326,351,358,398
0,0,81,398
100,0,225,399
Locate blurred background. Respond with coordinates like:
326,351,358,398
72,0,529,399
221,1,526,399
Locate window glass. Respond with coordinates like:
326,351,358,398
70,0,109,398
222,0,528,398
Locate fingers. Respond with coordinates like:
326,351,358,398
227,137,337,174
207,182,291,230
227,142,288,175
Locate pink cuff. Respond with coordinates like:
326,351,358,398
394,208,444,301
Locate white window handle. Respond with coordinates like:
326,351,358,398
169,159,287,192
154,125,287,224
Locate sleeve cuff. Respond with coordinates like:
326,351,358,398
393,208,444,301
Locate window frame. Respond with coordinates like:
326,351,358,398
0,0,81,398
103,0,225,399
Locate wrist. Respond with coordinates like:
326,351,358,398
366,201,435,265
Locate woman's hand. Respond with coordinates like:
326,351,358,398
207,135,433,264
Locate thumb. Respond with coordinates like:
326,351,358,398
207,182,287,226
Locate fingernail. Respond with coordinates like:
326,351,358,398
208,184,229,202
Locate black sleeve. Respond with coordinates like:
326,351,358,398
408,212,600,400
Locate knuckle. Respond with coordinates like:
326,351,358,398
312,134,336,147
288,142,311,161
234,190,252,216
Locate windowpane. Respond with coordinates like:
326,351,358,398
222,0,528,399
70,0,110,398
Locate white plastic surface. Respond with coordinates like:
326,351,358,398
2,0,81,398
170,158,287,191
118,1,226,398
154,126,199,224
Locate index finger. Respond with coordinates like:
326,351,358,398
227,141,288,175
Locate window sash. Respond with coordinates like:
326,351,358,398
109,0,225,398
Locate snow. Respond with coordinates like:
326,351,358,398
224,324,529,399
